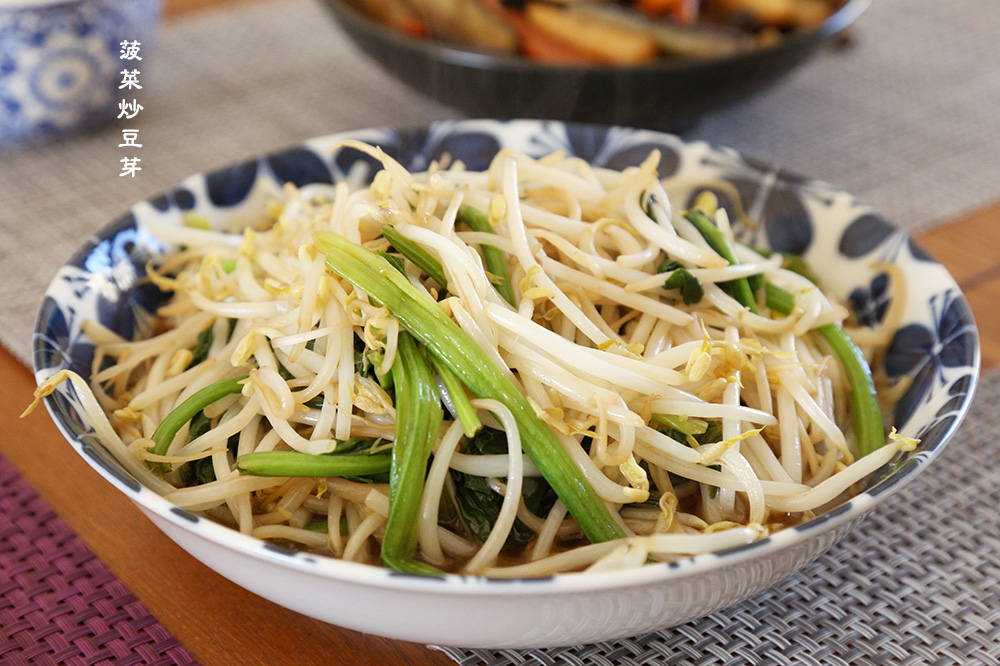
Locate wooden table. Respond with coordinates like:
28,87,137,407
1,1,997,663
3,209,996,666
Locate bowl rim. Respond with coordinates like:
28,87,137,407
322,0,872,74
35,118,981,597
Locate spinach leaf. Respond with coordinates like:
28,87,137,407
188,325,214,368
276,362,295,381
659,260,704,306
304,517,349,535
337,437,392,483
652,419,723,496
450,427,557,551
189,318,237,369
178,412,240,487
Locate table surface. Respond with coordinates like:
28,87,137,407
2,1,999,665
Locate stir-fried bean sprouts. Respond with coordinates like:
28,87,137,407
28,143,916,576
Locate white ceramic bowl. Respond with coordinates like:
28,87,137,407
0,0,160,150
34,120,980,648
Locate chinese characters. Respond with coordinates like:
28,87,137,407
117,41,144,177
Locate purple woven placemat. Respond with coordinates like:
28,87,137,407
0,453,200,666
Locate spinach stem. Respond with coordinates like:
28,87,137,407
150,376,247,456
432,355,482,437
382,332,445,575
817,323,885,457
235,450,391,476
381,225,449,289
315,231,626,544
765,284,884,456
458,205,517,306
764,282,797,316
684,209,758,313
650,413,709,435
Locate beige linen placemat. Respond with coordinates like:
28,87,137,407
1,0,999,365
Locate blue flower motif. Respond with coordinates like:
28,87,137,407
848,272,891,328
839,213,895,258
65,217,170,342
890,373,975,465
267,148,333,188
416,126,500,172
330,125,503,185
332,140,384,184
394,125,502,173
33,294,94,377
683,176,813,255
546,122,609,161
688,153,825,255
885,290,977,428
84,223,144,273
205,161,258,207
934,373,974,419
531,123,682,176
149,187,196,212
380,127,439,172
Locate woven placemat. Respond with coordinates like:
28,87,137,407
0,453,199,666
0,1,998,664
1,0,1000,366
438,368,1000,665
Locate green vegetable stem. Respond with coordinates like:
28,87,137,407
149,375,248,457
458,205,517,307
763,282,796,316
315,230,626,545
650,413,709,436
235,450,392,477
381,225,449,289
684,209,759,313
431,354,482,438
817,323,885,457
381,332,445,575
765,283,884,457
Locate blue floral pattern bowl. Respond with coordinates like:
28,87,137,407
33,120,980,648
0,0,160,150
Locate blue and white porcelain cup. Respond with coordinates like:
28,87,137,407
0,0,160,150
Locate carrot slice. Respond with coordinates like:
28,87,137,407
636,0,699,24
524,3,659,64
479,0,599,63
520,25,600,64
